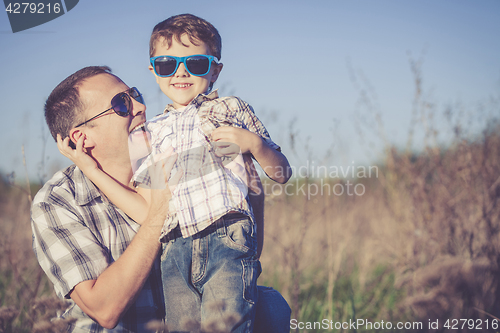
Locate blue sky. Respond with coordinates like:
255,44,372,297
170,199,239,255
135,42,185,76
1,0,499,182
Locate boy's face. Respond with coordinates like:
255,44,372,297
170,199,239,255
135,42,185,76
150,34,222,109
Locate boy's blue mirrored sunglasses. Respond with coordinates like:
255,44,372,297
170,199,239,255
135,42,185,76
75,87,144,128
150,54,219,77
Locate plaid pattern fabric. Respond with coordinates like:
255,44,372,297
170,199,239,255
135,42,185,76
31,165,164,332
133,91,279,239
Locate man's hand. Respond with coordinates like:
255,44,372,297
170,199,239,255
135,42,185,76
57,133,98,174
147,148,181,222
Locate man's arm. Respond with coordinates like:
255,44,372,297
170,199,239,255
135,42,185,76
66,153,176,329
68,204,163,328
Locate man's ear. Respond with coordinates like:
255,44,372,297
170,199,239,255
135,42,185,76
69,128,96,149
210,62,223,84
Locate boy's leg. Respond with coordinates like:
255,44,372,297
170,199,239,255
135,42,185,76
195,214,260,333
161,233,202,332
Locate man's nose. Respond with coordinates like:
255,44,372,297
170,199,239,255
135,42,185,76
131,97,146,116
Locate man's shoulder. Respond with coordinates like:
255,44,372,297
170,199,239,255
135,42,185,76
31,165,82,227
33,165,78,205
32,164,99,210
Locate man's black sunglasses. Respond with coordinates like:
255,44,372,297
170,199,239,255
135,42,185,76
75,87,144,128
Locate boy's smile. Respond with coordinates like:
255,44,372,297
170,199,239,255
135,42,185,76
150,34,222,110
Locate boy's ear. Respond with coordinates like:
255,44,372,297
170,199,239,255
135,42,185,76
149,65,161,84
69,128,96,149
210,63,223,84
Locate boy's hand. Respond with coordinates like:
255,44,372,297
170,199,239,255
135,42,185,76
57,133,99,174
211,127,263,157
212,126,292,184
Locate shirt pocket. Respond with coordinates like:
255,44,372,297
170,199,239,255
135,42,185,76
150,125,175,153
199,112,237,136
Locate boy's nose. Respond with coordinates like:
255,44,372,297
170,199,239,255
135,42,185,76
174,62,189,77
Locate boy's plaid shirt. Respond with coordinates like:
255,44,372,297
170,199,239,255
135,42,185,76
133,91,280,239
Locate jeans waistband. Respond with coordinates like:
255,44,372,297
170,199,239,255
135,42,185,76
163,212,249,243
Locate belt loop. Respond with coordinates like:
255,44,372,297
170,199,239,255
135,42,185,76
216,216,226,238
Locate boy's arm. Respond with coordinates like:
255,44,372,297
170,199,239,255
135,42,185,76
57,134,150,224
211,127,291,184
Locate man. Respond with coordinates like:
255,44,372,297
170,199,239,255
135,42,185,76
31,66,290,332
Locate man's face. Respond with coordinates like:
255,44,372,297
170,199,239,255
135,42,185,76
149,34,222,109
76,74,147,166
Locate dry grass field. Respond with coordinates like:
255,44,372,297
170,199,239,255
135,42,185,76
258,119,500,332
2,123,499,332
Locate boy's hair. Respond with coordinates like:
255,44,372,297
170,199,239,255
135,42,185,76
45,66,112,148
149,14,222,60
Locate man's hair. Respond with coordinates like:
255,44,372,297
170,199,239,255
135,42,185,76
45,66,112,148
149,14,222,60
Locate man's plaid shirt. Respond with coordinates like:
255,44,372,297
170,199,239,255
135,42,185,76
133,91,280,240
31,165,164,332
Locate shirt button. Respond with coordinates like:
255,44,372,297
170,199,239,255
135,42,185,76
181,134,185,139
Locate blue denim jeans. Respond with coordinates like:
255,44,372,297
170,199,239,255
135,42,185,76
161,213,261,333
254,286,291,333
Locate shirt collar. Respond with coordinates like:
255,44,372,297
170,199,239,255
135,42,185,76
163,89,219,114
72,166,102,206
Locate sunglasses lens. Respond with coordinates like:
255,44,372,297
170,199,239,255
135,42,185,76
154,56,177,77
130,88,145,105
186,56,211,75
111,93,130,116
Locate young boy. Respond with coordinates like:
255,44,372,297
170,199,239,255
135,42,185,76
147,14,291,332
62,13,291,332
